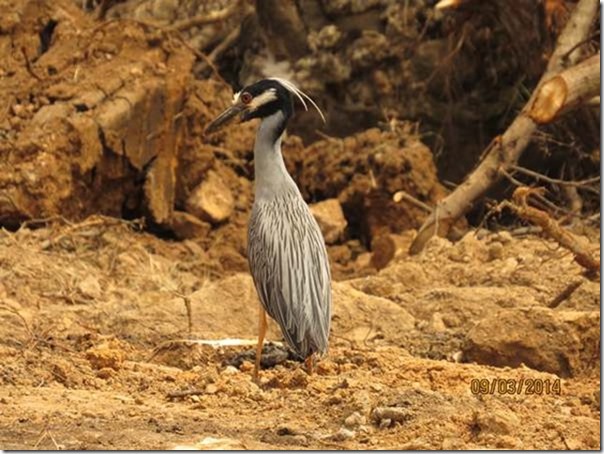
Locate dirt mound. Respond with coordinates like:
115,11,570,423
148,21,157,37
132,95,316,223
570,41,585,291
285,124,450,247
0,220,599,449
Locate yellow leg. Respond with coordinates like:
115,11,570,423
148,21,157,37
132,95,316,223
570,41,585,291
305,354,314,376
253,305,267,383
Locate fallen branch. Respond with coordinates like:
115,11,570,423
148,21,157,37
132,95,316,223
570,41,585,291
500,187,599,275
167,0,243,32
529,53,600,124
409,0,599,254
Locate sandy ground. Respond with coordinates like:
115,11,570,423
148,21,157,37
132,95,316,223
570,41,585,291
0,219,599,450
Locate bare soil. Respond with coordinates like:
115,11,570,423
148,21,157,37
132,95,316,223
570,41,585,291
0,0,600,450
0,220,599,450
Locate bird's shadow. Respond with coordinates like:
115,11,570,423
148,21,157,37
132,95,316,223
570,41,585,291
224,342,301,369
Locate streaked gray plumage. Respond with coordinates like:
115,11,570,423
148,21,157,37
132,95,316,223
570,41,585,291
248,111,331,359
204,78,332,371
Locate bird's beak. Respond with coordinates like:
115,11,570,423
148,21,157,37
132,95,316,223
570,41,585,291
205,103,247,134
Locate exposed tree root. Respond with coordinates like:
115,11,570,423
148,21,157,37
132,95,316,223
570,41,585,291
409,0,599,254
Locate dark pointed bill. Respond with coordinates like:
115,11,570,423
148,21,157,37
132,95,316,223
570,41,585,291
205,104,246,134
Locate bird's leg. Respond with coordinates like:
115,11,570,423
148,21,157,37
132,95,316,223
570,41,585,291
253,304,267,383
304,354,315,375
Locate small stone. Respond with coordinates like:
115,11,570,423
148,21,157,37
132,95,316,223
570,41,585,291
186,170,235,224
496,231,513,244
330,427,355,441
309,199,347,244
344,412,366,429
86,342,124,371
78,275,102,300
378,418,391,429
487,242,504,261
372,406,412,425
205,384,218,394
222,366,239,375
190,395,201,403
96,367,114,379
429,312,447,332
476,410,520,435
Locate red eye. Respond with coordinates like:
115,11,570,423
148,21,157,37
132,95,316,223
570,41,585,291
240,92,252,104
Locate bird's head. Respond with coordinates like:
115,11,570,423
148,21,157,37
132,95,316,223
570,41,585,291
205,78,325,135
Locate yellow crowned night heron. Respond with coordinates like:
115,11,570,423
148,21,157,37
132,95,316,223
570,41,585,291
206,78,331,380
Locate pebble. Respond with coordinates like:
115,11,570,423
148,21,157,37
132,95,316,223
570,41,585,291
487,241,504,261
330,427,355,441
205,384,218,394
344,411,366,429
222,366,239,375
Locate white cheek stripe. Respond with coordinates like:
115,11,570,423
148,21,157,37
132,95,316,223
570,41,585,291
249,89,278,110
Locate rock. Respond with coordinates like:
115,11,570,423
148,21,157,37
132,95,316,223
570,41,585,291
475,409,520,435
370,233,396,270
372,406,412,426
309,198,347,244
329,427,355,441
428,312,447,332
344,411,366,429
222,365,239,375
464,307,600,377
205,383,218,394
86,341,125,371
186,170,235,224
487,241,504,261
173,437,245,450
169,211,211,239
77,275,102,300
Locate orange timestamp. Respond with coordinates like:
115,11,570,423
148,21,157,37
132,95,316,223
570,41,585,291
470,378,561,395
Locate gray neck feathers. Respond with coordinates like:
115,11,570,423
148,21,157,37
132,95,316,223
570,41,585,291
253,111,297,199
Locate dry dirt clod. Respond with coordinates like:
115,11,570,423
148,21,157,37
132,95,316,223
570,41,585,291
309,198,348,244
86,342,125,371
168,211,212,239
186,170,235,224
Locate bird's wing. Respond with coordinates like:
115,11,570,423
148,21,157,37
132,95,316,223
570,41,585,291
248,195,331,358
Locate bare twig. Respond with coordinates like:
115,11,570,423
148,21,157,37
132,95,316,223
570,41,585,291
21,47,43,81
392,190,433,212
0,304,33,340
500,187,599,275
548,280,583,308
167,388,205,399
167,0,243,32
509,165,600,187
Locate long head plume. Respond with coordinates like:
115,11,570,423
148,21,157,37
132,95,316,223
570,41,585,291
269,77,326,123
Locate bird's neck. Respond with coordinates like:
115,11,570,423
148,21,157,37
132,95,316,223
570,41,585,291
253,111,296,198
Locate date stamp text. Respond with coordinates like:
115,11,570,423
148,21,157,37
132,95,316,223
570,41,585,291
470,378,561,395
